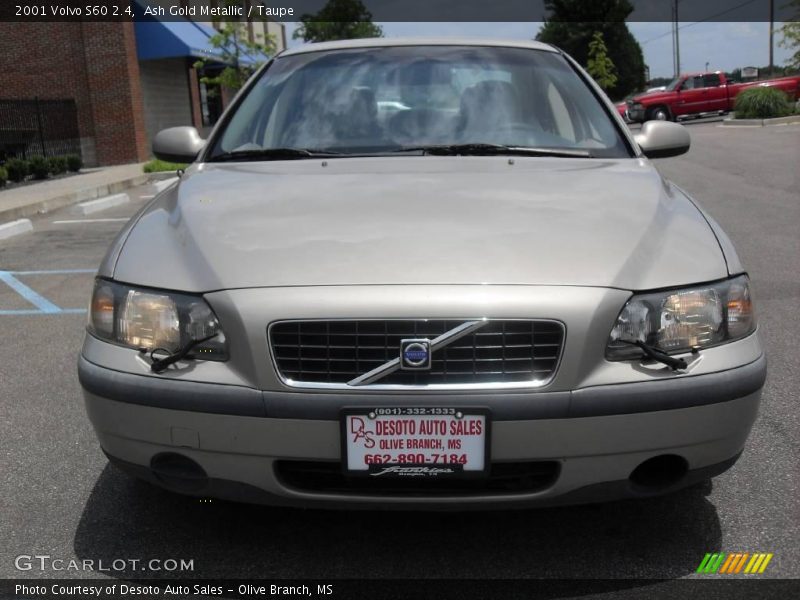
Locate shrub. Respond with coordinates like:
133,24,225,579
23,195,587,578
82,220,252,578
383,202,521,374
65,154,83,172
0,166,7,187
5,158,29,182
48,156,68,175
29,156,50,180
143,159,188,173
734,87,793,119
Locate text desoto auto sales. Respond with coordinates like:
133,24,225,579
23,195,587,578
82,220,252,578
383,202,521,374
16,583,330,596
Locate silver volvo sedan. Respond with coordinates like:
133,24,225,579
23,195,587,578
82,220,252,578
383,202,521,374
78,38,765,508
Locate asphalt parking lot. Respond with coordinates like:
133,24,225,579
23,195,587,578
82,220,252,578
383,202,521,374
1,122,798,596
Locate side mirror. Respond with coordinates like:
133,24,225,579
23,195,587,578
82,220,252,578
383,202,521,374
152,127,205,163
634,121,690,159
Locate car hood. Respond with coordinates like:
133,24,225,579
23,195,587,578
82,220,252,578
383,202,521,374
632,91,672,104
112,157,726,291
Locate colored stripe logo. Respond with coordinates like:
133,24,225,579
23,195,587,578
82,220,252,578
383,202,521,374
697,552,774,574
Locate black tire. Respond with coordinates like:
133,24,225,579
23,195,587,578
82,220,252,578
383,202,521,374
647,106,673,122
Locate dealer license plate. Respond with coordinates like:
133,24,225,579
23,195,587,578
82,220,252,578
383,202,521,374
341,407,489,477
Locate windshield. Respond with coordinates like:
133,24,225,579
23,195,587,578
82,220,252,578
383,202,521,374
665,78,682,92
210,45,631,159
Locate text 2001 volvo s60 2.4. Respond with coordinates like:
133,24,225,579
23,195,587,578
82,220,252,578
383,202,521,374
78,39,765,508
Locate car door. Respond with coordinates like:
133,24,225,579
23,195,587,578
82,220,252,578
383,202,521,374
675,76,707,115
701,73,727,112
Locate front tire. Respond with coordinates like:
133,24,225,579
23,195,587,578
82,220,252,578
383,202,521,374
647,106,672,122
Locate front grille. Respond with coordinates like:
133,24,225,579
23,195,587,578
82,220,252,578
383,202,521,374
269,319,564,387
274,460,560,496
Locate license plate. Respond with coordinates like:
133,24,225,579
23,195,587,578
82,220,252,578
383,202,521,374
341,407,489,477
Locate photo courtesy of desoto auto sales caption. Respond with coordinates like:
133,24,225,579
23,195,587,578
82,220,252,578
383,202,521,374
1,1,798,599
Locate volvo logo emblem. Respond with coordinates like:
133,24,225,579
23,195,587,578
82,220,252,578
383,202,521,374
400,339,432,370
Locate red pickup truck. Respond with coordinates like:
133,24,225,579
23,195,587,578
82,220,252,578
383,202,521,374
626,71,800,122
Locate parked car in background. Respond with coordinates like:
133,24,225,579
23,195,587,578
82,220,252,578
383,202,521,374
79,39,765,509
615,100,631,122
627,71,800,122
616,88,671,123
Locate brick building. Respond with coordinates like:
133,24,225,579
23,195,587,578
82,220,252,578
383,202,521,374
0,14,285,166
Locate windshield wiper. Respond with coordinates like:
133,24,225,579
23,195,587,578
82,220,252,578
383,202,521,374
209,147,342,162
617,339,689,371
394,143,593,158
145,333,219,373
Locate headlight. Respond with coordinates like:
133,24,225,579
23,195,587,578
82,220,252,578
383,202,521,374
88,279,227,361
607,275,755,360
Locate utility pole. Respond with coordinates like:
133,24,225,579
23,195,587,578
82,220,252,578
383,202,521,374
769,0,774,77
669,5,680,79
674,0,681,76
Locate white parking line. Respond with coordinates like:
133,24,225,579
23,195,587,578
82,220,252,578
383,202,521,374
53,218,130,225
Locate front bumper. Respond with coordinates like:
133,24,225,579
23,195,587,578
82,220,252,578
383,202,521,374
627,105,645,122
79,351,766,509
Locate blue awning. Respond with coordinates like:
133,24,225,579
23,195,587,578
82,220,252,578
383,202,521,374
135,20,231,62
134,3,259,66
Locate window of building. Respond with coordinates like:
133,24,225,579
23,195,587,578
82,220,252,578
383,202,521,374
199,79,224,127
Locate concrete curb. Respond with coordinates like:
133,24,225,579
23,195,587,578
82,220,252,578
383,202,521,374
74,193,130,216
722,114,800,127
0,172,150,223
0,218,34,241
153,177,179,193
148,170,182,181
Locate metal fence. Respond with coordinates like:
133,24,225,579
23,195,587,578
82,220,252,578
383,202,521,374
0,98,81,161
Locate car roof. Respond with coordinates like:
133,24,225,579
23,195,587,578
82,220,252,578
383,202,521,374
279,37,558,57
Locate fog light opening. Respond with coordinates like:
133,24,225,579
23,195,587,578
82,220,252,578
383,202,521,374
150,452,208,493
629,455,688,491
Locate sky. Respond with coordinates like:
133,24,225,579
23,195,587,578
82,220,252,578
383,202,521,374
283,22,793,79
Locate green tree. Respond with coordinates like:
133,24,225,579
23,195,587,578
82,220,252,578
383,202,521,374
293,0,383,43
724,68,742,83
648,76,674,87
536,0,645,99
193,2,276,92
779,0,800,70
586,31,618,91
